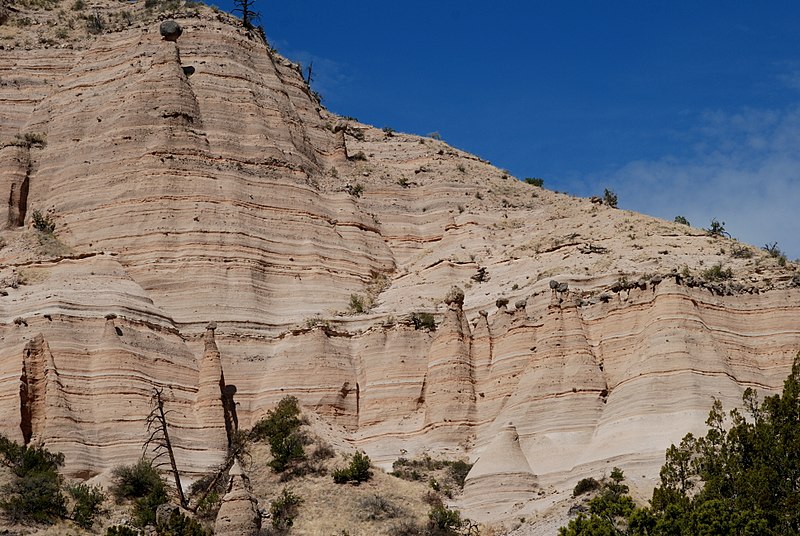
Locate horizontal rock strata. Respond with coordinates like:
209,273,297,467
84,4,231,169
0,3,798,523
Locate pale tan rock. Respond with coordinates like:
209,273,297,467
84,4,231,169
423,288,475,435
214,460,260,536
0,145,31,228
0,3,798,528
463,422,537,517
20,334,74,447
194,323,228,466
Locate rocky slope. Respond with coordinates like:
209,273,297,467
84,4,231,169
1,0,799,531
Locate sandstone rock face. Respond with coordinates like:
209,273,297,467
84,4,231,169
0,3,799,526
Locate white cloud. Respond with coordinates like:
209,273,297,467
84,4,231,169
607,105,800,260
777,67,800,92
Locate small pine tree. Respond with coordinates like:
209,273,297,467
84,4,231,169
333,451,372,484
110,459,168,527
603,188,618,208
156,508,208,535
250,396,306,473
68,482,106,529
0,436,67,524
32,209,55,233
706,218,729,237
111,459,162,500
270,487,302,531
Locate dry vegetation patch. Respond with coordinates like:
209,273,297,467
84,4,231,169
247,441,432,535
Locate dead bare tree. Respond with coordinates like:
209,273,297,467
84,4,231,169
232,0,260,30
305,61,314,86
144,387,187,508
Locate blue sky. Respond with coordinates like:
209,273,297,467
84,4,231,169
217,1,800,259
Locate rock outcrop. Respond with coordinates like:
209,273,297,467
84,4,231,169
423,286,476,436
463,422,538,518
19,334,73,447
194,322,229,466
159,20,183,41
214,460,261,536
0,0,798,525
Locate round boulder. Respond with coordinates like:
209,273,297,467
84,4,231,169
159,20,183,41
444,286,465,306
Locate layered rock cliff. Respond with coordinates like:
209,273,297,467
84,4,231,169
1,0,799,526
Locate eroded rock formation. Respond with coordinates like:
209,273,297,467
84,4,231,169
195,322,229,466
463,422,538,517
0,1,798,525
19,334,72,446
214,460,260,536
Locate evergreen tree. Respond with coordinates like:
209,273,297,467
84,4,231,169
559,468,636,535
0,437,66,524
